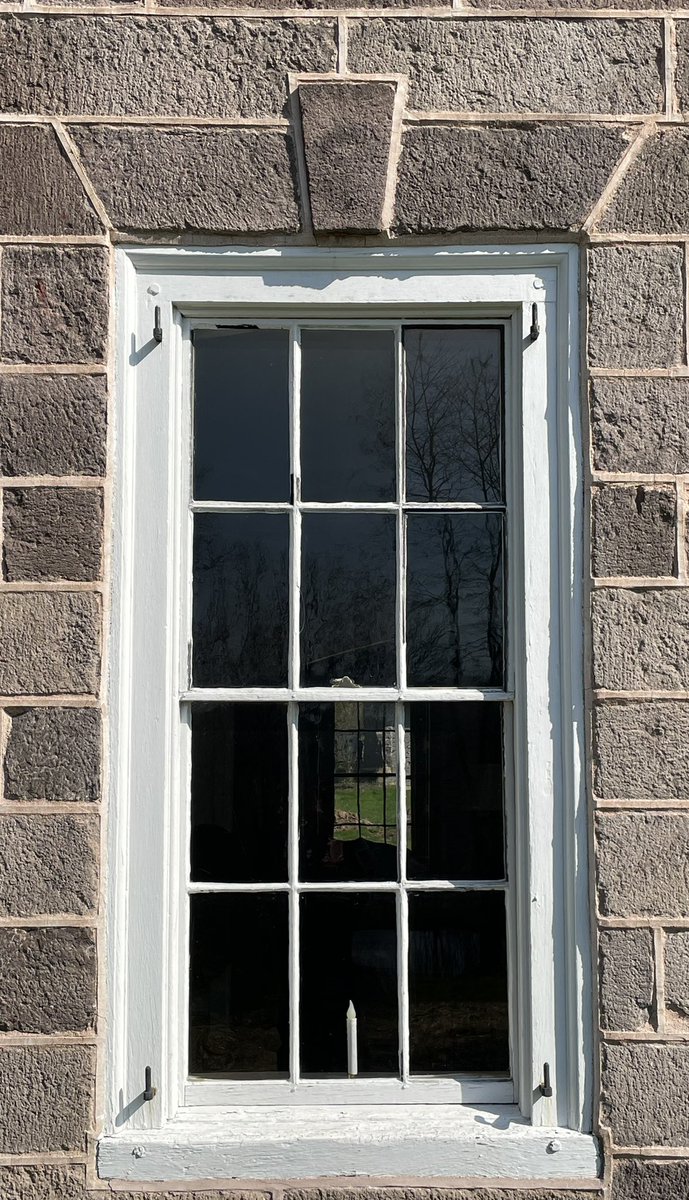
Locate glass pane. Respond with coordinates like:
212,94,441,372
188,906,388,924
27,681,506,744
299,702,399,882
300,893,398,1076
193,329,289,502
190,704,288,884
405,327,503,503
301,514,396,687
301,330,396,501
189,893,289,1077
407,703,504,881
193,513,289,686
406,513,504,688
409,892,509,1074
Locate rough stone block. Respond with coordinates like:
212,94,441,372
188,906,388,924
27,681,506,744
591,485,676,578
282,1191,598,1200
599,928,654,1031
395,123,626,233
0,1045,93,1152
0,592,100,695
612,1158,689,1200
4,706,101,802
299,81,396,233
665,930,689,1026
3,487,103,582
0,926,96,1032
1,247,108,365
674,21,689,115
600,128,689,233
588,244,685,369
0,813,98,916
71,126,300,233
593,701,689,800
590,377,689,474
591,589,689,691
0,373,106,477
0,125,100,235
0,1165,86,1200
347,19,663,114
0,17,336,117
601,1042,689,1145
596,811,689,917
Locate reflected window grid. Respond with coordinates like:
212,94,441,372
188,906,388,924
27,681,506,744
188,323,510,1088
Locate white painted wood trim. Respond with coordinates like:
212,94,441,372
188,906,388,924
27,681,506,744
106,243,591,1176
98,1104,600,1183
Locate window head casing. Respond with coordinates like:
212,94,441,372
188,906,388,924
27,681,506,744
103,246,596,1183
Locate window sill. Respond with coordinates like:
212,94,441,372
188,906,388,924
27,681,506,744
97,1104,601,1182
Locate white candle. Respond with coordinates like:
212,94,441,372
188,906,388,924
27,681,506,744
347,1001,358,1078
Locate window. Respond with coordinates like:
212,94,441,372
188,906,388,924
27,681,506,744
103,246,596,1183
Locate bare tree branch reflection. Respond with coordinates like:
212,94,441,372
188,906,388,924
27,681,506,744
406,328,502,503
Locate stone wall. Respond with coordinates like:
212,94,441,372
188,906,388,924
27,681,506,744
1,3,689,1199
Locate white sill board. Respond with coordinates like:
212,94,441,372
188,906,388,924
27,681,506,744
98,1104,601,1182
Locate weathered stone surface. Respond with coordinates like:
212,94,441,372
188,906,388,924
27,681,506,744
4,706,101,803
348,19,663,114
0,17,336,117
590,377,689,474
0,1165,86,1200
601,128,689,233
665,930,689,1026
3,487,103,582
0,814,98,916
592,589,689,691
0,927,96,1032
674,21,689,115
591,485,676,578
0,1045,93,1152
299,81,396,233
593,701,689,800
601,1043,689,1145
0,125,100,235
588,244,685,369
1,247,108,365
0,374,106,477
98,1194,273,1200
0,592,100,695
395,123,626,233
596,811,689,917
612,1158,689,1200
283,1192,599,1200
599,928,654,1031
71,126,299,233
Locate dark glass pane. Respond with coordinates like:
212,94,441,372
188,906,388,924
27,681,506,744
301,330,396,502
189,893,288,1077
193,514,289,686
301,514,396,687
409,892,509,1074
301,893,398,1076
191,704,288,884
407,704,504,881
193,329,289,502
405,327,503,503
406,513,504,688
299,702,399,882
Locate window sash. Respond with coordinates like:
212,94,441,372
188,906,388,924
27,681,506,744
183,319,512,1100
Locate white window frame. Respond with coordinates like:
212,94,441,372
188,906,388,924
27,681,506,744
101,244,597,1184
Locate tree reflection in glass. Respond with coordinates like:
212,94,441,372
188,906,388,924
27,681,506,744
407,513,504,688
405,328,502,503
